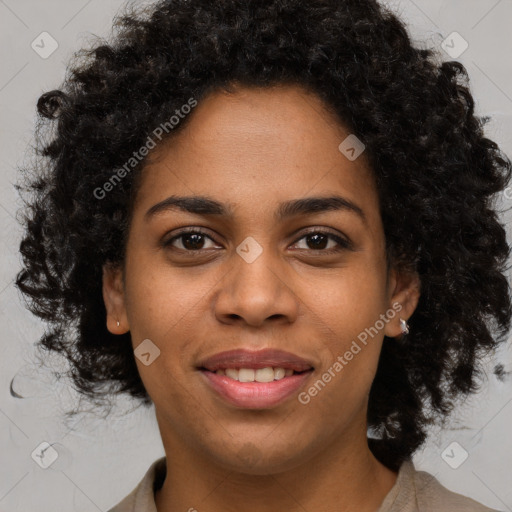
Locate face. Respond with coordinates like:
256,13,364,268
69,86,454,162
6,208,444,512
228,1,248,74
103,84,420,474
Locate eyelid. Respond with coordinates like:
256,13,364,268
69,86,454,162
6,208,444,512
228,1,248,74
162,227,221,250
292,227,353,251
162,226,354,252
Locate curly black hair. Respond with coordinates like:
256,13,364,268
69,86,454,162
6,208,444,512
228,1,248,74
15,0,512,472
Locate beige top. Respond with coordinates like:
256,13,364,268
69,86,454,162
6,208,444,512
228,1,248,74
107,456,501,512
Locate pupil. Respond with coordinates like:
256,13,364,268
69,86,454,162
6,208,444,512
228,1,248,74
307,233,327,250
183,233,204,250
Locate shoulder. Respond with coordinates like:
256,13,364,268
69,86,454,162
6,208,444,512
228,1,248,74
384,460,503,512
413,466,501,511
106,456,166,512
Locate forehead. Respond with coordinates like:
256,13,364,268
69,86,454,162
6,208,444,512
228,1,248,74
135,84,379,223
153,84,357,165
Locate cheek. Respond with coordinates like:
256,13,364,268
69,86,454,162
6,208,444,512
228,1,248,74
123,266,197,411
297,258,388,348
296,261,388,404
124,254,209,342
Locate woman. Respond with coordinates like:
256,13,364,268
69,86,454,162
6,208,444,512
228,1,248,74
15,0,511,510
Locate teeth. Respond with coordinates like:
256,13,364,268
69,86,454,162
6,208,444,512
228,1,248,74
254,367,275,382
239,368,255,382
225,368,238,379
275,367,286,380
214,367,297,382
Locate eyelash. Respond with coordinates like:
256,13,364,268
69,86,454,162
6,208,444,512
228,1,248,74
163,227,352,254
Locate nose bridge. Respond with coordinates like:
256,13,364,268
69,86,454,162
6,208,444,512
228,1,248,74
237,234,281,290
214,233,299,325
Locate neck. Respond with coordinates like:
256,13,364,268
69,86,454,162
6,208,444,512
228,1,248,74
154,418,398,512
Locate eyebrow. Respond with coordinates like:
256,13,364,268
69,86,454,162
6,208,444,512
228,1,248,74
145,194,367,224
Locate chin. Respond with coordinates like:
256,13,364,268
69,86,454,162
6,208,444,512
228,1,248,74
208,441,311,475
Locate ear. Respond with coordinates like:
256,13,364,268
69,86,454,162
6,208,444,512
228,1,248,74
383,265,421,339
102,262,129,334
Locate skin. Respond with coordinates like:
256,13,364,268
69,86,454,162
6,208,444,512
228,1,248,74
103,83,420,512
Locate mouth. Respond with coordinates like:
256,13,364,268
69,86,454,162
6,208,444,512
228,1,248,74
197,349,315,409
199,366,312,382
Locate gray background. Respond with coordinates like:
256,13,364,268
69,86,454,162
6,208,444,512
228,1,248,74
1,0,511,510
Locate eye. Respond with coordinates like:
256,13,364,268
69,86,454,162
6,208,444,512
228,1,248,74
163,227,352,254
163,228,219,252
291,229,352,253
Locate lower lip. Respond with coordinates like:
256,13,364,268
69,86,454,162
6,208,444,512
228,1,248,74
200,370,313,409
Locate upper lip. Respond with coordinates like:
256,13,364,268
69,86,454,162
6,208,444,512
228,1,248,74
198,349,314,372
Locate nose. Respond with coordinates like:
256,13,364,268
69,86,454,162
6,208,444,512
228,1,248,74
213,240,300,328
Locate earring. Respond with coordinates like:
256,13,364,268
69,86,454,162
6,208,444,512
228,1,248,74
399,318,409,335
116,320,120,327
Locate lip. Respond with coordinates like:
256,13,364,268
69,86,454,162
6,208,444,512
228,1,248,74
200,369,314,409
197,348,314,372
197,348,315,409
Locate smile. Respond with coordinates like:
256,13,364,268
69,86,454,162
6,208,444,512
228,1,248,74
214,367,294,382
199,367,314,409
